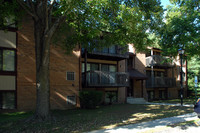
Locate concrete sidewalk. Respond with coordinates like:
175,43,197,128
147,102,194,107
88,113,198,133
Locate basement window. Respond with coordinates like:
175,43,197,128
67,96,76,105
66,72,75,81
0,92,15,109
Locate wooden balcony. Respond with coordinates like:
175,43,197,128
146,77,176,88
146,55,174,67
82,46,129,61
82,70,129,87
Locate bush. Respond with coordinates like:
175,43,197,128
79,90,103,109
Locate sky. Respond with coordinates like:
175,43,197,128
160,0,172,9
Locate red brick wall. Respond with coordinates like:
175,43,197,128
17,16,80,110
118,60,126,103
135,53,146,74
135,52,147,98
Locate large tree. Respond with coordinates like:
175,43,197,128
0,0,164,120
188,55,200,90
159,0,200,57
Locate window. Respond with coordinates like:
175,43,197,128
82,63,91,72
82,63,99,84
159,90,166,99
82,63,85,72
90,64,99,71
90,64,99,84
109,45,116,54
102,47,108,53
153,51,161,55
147,91,154,100
81,63,117,85
101,64,109,71
0,49,15,72
146,71,151,77
0,92,15,109
156,71,165,77
128,58,133,68
99,46,118,54
66,72,75,81
101,64,109,84
146,71,156,77
5,16,16,28
67,96,76,105
105,91,117,104
101,64,117,84
109,65,117,83
146,50,151,57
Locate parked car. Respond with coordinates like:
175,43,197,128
194,98,200,118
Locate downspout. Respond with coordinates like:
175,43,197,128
84,49,87,87
79,44,81,91
151,49,154,88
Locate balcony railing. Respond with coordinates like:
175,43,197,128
82,46,129,61
146,55,174,67
82,70,129,87
146,77,176,88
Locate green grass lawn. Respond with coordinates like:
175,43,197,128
0,104,193,133
152,98,197,105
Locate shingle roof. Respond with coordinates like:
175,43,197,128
128,69,148,80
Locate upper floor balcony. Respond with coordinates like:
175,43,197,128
146,77,176,88
82,46,129,61
82,70,129,87
146,55,174,67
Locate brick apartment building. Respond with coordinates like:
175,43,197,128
0,16,80,110
126,45,187,102
145,48,187,101
0,16,187,110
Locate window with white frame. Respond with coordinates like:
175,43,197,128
66,96,76,105
66,72,75,81
0,49,15,72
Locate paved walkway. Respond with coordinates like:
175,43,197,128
88,113,198,133
88,103,197,133
147,102,194,107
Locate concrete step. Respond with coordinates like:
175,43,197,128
127,97,148,104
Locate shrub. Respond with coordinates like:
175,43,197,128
79,90,103,109
107,92,115,105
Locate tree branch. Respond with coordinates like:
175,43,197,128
27,0,36,15
16,0,37,19
47,15,66,39
48,0,57,12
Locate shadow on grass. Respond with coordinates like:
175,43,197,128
152,98,197,105
0,104,193,133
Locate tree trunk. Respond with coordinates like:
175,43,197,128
16,0,66,121
35,61,50,120
34,19,51,121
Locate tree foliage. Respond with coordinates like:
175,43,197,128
159,0,200,57
188,55,200,89
0,0,23,29
0,0,164,120
53,0,165,52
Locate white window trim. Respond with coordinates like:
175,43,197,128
66,71,75,81
66,95,76,105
